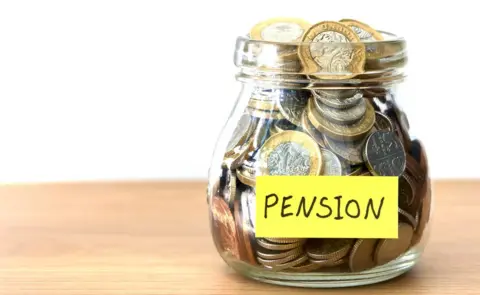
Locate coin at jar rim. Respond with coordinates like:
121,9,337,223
374,111,394,131
313,88,358,100
298,21,366,80
301,110,326,148
349,239,378,272
257,238,306,251
270,118,299,135
247,107,284,120
315,92,364,110
320,148,343,175
374,223,414,266
256,246,304,260
211,196,240,260
398,207,418,230
339,19,384,41
277,89,311,126
250,17,311,43
258,130,323,176
314,97,367,125
307,99,375,141
322,134,366,165
233,199,258,265
306,239,354,261
363,130,406,176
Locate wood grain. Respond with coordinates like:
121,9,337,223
0,180,478,294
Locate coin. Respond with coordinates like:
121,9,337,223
223,169,237,209
247,107,284,119
374,111,394,131
301,110,326,147
258,130,323,176
236,165,256,186
411,178,432,246
306,239,353,261
234,199,257,265
264,238,303,244
313,89,358,100
247,99,280,111
225,113,254,155
307,99,375,141
347,165,364,176
211,196,240,259
270,119,298,135
278,89,311,126
251,119,272,150
398,207,417,229
257,252,304,267
349,239,378,272
257,239,306,251
339,19,384,41
250,17,311,42
363,130,406,176
269,254,309,271
323,134,366,165
241,186,256,230
298,21,366,79
320,148,343,175
314,97,367,125
315,92,363,110
374,223,414,266
289,261,323,272
257,247,304,260
309,257,347,267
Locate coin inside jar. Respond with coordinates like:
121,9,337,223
211,196,240,259
374,223,414,266
374,111,394,131
258,130,323,176
301,110,326,147
320,148,343,175
363,130,406,176
306,239,353,261
277,89,311,126
313,88,358,100
349,239,378,272
314,97,367,125
323,134,367,165
314,91,363,110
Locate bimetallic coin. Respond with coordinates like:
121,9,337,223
307,99,375,141
306,239,353,261
320,148,343,175
339,19,384,41
298,21,366,79
250,17,311,42
363,130,406,176
257,239,306,251
278,89,311,126
349,239,378,272
236,165,256,186
315,92,363,109
211,196,240,259
258,130,322,176
323,134,366,165
374,223,414,266
374,111,394,131
314,98,367,125
301,110,326,147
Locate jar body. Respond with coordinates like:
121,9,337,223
206,36,432,288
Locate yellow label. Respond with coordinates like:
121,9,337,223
255,176,398,239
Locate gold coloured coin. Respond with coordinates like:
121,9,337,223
339,19,384,41
374,223,414,266
307,99,375,141
306,239,353,261
301,110,326,147
247,99,280,111
258,130,322,176
256,247,304,260
309,257,347,267
257,252,304,267
264,237,303,244
348,239,378,272
236,166,256,186
298,21,366,79
257,239,306,251
269,254,309,271
250,17,311,43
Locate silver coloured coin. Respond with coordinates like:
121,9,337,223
374,112,394,131
320,148,342,175
241,187,256,229
314,98,367,125
323,134,366,165
261,22,305,43
313,89,358,100
278,89,310,126
267,142,311,175
315,92,363,109
349,25,375,41
226,114,253,152
363,130,406,176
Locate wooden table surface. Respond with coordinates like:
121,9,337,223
0,180,478,294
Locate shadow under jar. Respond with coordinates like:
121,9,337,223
206,29,432,288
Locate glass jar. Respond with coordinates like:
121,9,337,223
206,23,432,288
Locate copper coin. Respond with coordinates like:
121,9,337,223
363,130,406,176
411,179,432,246
306,239,354,260
233,199,257,265
211,196,240,259
374,223,414,266
257,239,306,251
398,173,420,216
348,239,378,272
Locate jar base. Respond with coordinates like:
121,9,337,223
227,248,421,288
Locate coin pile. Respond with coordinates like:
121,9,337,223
209,17,430,274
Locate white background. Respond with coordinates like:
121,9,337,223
0,1,477,183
